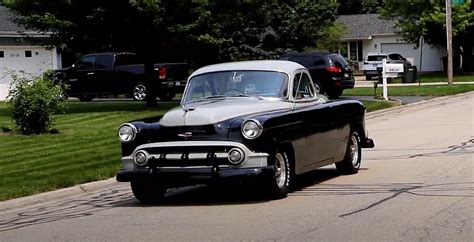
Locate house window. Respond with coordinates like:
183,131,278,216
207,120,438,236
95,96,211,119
0,51,4,58
25,50,32,57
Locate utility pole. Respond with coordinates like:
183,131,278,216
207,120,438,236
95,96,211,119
446,0,453,85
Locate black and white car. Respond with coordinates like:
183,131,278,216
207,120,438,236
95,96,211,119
116,60,375,203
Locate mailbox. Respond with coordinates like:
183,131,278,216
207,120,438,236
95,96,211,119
383,63,404,78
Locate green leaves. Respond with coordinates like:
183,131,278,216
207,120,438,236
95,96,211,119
7,72,66,135
382,1,474,47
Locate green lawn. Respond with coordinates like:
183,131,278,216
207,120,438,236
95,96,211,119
389,72,474,83
345,84,474,96
0,99,393,201
0,101,178,201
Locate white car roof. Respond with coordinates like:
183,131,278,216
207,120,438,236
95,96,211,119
189,60,305,79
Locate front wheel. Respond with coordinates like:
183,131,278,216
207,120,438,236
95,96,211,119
267,150,291,199
336,131,362,174
130,180,167,203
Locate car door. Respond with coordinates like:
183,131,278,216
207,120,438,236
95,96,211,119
291,71,337,174
68,55,97,94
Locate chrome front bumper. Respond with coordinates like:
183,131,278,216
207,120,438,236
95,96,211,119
120,141,269,172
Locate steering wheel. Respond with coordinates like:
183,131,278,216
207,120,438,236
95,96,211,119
224,89,244,95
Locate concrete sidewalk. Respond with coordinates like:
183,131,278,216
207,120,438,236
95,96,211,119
355,80,474,88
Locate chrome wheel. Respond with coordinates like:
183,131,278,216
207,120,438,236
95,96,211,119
275,153,287,188
314,82,321,94
133,84,147,101
349,134,360,168
336,131,361,174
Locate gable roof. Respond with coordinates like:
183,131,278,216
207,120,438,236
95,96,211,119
0,5,29,33
337,14,398,40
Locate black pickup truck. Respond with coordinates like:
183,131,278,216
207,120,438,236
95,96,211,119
54,52,188,101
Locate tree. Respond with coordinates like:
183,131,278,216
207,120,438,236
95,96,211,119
381,1,474,48
337,0,384,15
169,0,338,63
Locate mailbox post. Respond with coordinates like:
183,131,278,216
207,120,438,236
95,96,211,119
382,59,404,100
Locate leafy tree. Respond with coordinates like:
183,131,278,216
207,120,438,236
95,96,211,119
381,1,474,48
169,0,338,63
337,0,384,14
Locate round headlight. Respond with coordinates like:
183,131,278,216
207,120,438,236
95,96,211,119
228,148,245,165
118,123,137,143
241,119,263,139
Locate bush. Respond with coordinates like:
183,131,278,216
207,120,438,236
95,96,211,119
7,72,66,135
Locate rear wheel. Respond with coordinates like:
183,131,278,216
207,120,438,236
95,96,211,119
313,81,323,94
131,180,167,203
132,83,147,101
267,149,291,199
158,91,176,101
336,130,362,174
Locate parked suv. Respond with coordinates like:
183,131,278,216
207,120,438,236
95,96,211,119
279,52,354,98
363,52,411,80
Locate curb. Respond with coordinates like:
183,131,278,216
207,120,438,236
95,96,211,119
365,91,473,118
0,177,119,213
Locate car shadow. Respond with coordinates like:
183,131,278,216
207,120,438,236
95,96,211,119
125,167,346,207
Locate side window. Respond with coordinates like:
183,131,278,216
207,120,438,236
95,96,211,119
293,72,315,100
95,55,113,69
311,56,326,67
75,56,96,70
115,54,139,66
288,56,312,67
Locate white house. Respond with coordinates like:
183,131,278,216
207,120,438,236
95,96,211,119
337,14,446,72
0,6,61,100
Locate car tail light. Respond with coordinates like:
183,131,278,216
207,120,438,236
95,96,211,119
159,67,167,79
326,66,341,73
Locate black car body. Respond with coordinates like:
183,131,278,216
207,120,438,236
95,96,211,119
279,52,354,98
116,60,374,202
54,52,188,101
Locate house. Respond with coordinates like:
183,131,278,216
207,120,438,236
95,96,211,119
337,14,446,72
0,6,61,100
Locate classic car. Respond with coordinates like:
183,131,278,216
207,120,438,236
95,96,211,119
116,60,375,203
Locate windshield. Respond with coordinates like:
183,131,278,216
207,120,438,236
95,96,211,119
183,71,289,104
367,55,387,61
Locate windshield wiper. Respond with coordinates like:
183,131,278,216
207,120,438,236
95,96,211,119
228,94,263,99
190,95,227,103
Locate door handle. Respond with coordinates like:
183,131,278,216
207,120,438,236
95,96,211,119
87,72,95,75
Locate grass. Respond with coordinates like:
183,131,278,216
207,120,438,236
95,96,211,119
0,101,178,201
0,99,394,201
387,72,474,84
344,84,474,96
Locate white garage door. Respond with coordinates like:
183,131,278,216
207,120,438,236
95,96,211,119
381,43,444,72
0,46,57,100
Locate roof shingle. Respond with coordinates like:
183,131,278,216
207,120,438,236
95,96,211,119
337,14,398,40
0,5,29,32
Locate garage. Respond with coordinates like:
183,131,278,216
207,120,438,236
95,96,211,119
0,6,60,100
381,43,445,72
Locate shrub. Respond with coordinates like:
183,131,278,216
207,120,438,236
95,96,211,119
7,71,66,135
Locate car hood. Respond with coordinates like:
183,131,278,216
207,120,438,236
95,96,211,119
160,98,292,126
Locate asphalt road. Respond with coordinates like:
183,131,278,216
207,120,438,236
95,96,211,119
0,92,472,241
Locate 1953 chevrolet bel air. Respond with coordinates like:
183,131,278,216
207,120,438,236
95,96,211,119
116,60,374,203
